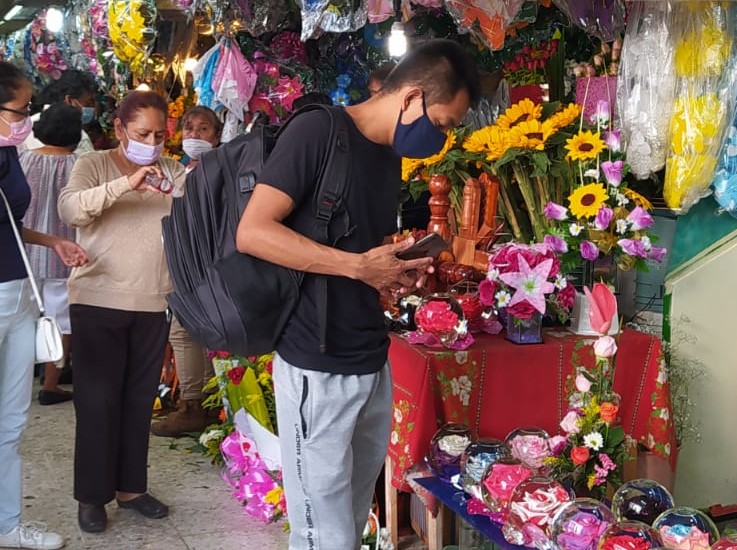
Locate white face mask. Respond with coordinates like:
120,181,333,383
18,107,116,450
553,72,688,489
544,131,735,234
182,138,214,160
122,128,164,166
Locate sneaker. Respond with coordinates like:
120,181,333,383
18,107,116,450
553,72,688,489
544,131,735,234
0,522,64,549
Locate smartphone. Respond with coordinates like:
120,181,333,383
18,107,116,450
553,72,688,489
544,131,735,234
396,233,448,261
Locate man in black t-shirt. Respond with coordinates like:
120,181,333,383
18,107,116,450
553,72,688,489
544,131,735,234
237,40,480,550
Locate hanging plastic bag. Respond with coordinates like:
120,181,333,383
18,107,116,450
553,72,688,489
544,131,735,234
212,39,258,121
192,42,221,110
231,0,291,37
108,0,158,77
663,2,737,213
445,0,526,51
298,0,369,42
551,0,626,43
617,1,676,180
712,122,737,218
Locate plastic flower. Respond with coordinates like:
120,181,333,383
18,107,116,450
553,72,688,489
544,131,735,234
568,183,609,218
604,129,621,153
401,157,424,181
615,219,629,234
618,238,648,258
594,207,614,231
495,289,512,308
566,131,606,161
569,223,584,237
622,188,653,210
580,241,599,261
543,201,568,220
464,126,510,161
274,75,304,112
583,432,604,451
601,160,624,186
576,374,592,392
584,283,617,335
547,103,582,130
592,100,610,126
649,246,667,263
499,256,555,316
544,234,568,254
626,206,654,230
496,98,542,130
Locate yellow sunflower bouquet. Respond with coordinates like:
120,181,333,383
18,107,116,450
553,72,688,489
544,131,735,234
542,101,666,273
460,98,582,243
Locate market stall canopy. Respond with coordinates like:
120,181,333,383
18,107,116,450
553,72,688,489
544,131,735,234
0,0,66,34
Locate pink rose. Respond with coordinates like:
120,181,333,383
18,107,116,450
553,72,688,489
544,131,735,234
479,279,498,307
560,411,581,434
508,484,571,527
557,512,610,550
544,202,568,221
483,463,534,512
508,301,538,320
649,246,667,263
626,206,654,231
575,374,592,392
544,234,568,254
557,282,577,310
580,241,600,262
594,207,614,231
415,300,460,335
509,435,551,471
593,335,618,358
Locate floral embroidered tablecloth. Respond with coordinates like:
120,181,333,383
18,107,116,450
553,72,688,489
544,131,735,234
388,329,677,491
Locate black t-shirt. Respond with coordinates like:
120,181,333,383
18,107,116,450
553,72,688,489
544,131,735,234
258,109,400,375
0,147,31,283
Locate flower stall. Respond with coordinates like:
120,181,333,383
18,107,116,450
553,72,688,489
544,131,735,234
4,0,736,545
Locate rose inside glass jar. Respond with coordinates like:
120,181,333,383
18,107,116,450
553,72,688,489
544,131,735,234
145,173,173,194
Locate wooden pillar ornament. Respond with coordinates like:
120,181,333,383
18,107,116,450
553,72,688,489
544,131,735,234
427,174,452,242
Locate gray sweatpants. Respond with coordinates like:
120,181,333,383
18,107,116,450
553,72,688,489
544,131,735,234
273,353,393,550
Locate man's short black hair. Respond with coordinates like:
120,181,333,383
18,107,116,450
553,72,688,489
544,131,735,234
33,103,82,149
380,39,481,107
38,70,97,105
369,62,396,86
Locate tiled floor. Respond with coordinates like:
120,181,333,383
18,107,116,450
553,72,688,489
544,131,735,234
19,380,426,550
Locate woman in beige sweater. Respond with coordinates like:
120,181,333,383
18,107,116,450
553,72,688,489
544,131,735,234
58,90,185,534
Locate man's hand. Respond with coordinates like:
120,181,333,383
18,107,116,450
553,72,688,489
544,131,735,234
358,238,434,296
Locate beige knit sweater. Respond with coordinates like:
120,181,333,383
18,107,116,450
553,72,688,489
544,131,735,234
58,150,185,312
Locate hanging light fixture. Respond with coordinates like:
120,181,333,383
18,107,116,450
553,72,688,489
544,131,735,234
387,0,407,58
45,6,64,33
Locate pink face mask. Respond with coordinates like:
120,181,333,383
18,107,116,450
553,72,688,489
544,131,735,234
0,115,32,147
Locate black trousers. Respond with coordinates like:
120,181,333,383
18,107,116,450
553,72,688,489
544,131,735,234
70,304,169,505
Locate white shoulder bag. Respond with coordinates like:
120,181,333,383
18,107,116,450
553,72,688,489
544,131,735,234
1,188,64,364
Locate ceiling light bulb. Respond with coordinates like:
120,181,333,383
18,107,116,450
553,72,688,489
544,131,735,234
136,83,151,92
183,57,198,73
46,7,64,33
388,21,407,58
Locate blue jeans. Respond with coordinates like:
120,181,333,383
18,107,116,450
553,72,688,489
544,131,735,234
0,279,36,534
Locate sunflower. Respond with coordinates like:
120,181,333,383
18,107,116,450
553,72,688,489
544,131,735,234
568,183,609,218
422,131,457,167
547,103,582,131
463,126,495,153
565,130,606,161
401,157,425,182
507,119,554,150
496,98,542,130
485,126,510,161
622,187,654,210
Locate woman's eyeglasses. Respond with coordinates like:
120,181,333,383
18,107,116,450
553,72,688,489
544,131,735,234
0,103,32,117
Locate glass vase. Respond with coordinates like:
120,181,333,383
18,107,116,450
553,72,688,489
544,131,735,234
425,423,473,483
505,311,543,344
460,438,511,499
414,293,467,347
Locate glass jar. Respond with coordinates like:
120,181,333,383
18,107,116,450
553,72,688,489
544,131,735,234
597,520,663,550
713,534,737,550
611,479,675,525
461,438,511,499
414,293,467,347
451,281,485,324
502,476,573,547
552,498,616,550
652,507,719,550
480,457,534,514
506,311,543,344
425,423,473,483
505,426,551,472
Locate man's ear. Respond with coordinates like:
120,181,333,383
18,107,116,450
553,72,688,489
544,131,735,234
400,86,423,112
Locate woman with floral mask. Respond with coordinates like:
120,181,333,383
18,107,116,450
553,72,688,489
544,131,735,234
0,61,88,550
58,90,185,534
180,106,221,173
150,105,221,438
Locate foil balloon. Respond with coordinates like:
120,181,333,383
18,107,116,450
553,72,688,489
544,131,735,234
552,0,626,43
108,0,158,77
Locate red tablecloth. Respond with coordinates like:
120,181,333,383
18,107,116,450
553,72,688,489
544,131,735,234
388,329,677,491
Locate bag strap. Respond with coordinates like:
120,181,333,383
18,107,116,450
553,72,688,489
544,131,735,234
0,188,45,315
310,107,352,354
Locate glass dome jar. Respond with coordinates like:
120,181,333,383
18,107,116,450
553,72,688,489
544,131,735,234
502,476,573,547
461,438,511,499
611,479,675,525
652,507,719,550
481,457,534,514
505,426,551,472
451,281,485,324
597,520,663,550
551,498,616,550
426,423,473,483
414,293,467,347
713,534,737,550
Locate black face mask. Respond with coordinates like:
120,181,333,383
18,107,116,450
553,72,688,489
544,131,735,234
392,96,447,159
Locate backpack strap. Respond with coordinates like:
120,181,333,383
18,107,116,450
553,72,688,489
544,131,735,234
277,105,353,354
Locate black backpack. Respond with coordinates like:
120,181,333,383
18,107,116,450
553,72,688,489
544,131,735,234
162,105,352,356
